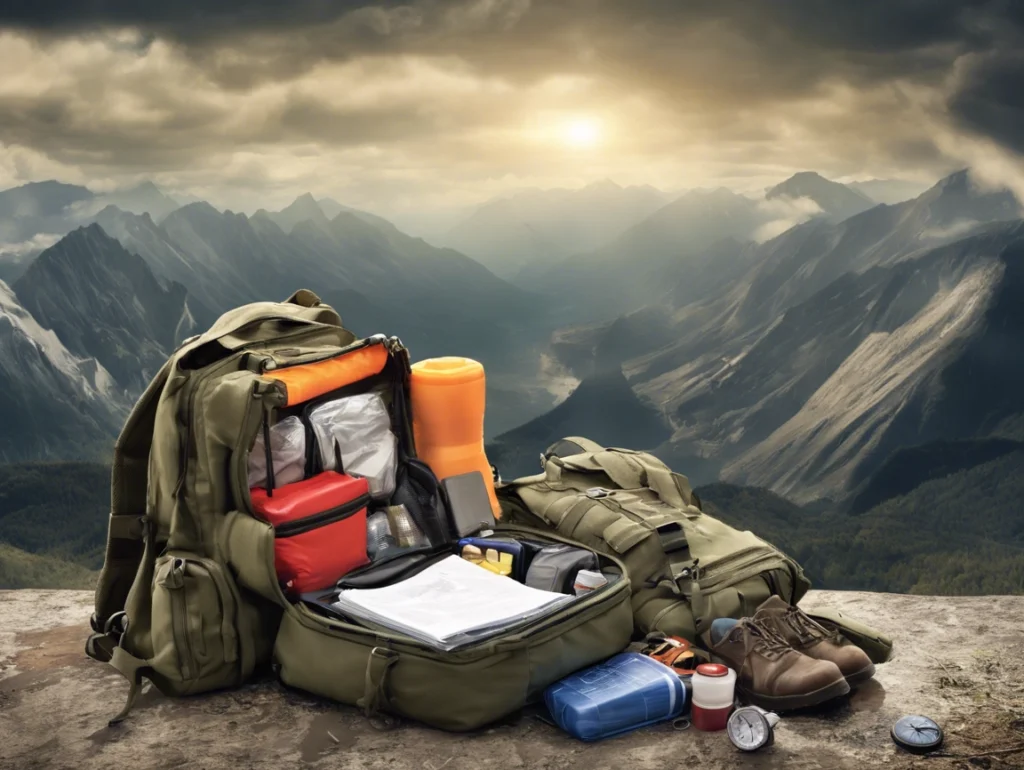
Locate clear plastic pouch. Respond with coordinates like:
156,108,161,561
247,416,306,489
308,393,398,499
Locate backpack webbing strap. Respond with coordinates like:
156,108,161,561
545,449,694,511
595,451,693,509
107,645,153,725
357,647,400,726
92,360,172,634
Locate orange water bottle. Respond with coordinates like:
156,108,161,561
409,357,501,517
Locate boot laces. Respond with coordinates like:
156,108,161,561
742,618,793,660
786,608,839,645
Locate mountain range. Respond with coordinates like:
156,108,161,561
1,168,1022,517
508,170,1024,506
0,185,569,458
0,166,1022,595
0,180,180,248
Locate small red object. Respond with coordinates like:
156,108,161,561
695,663,730,677
251,471,371,594
691,703,733,731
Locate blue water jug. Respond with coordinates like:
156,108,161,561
544,652,687,741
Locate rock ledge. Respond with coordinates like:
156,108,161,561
2,590,1023,770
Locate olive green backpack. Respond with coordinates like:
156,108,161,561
85,289,353,721
86,293,633,730
497,437,813,642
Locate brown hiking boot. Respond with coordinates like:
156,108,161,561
701,617,850,711
754,596,876,686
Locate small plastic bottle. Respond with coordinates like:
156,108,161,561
387,505,428,548
691,663,737,731
366,511,397,560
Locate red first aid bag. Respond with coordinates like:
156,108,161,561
250,471,371,593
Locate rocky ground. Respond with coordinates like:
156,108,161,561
1,589,1022,770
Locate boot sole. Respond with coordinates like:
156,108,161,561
845,662,876,687
736,677,851,712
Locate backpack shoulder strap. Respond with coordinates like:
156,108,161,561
90,356,172,643
543,436,607,459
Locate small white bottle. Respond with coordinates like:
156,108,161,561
691,663,737,731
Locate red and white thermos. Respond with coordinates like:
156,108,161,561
690,663,737,731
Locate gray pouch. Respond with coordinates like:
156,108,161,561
524,544,598,594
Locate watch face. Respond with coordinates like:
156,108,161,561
892,715,943,754
728,708,770,751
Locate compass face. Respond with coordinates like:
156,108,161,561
892,715,944,754
728,708,771,751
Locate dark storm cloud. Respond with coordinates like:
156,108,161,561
2,0,1023,209
0,0,394,35
12,0,1007,149
947,29,1024,155
2,1,1017,109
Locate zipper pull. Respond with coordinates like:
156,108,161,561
165,558,186,589
242,352,274,374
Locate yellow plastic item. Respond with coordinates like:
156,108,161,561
410,357,501,517
460,545,513,577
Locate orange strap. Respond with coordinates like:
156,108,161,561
271,344,389,407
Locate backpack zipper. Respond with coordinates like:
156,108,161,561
295,524,630,657
172,379,204,548
272,493,371,538
687,546,783,591
300,561,628,659
253,334,389,374
167,558,196,680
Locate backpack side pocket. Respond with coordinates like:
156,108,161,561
150,553,256,695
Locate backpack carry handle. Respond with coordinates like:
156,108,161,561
284,288,323,308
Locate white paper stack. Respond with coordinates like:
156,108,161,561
332,555,574,651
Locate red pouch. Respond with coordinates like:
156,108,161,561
250,471,371,593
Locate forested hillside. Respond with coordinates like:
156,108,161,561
699,449,1024,595
0,463,108,587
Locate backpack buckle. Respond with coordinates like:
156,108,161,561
104,611,128,638
586,487,610,499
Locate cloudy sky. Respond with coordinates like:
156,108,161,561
1,0,1023,225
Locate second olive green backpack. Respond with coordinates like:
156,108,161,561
497,437,812,642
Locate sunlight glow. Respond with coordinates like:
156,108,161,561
563,118,601,148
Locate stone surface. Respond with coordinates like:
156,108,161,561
2,589,1023,770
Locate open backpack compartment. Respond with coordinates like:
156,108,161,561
87,290,633,731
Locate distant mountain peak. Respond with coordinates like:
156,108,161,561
6,179,88,194
70,222,108,242
14,225,194,395
583,178,623,192
175,200,222,219
938,168,971,188
31,224,139,274
260,193,333,235
913,168,1022,222
124,180,163,194
786,171,830,184
767,171,874,221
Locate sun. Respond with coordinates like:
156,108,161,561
563,118,601,148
